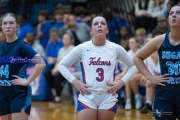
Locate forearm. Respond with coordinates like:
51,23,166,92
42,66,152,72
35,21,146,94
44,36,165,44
133,57,153,79
27,64,46,84
58,63,75,83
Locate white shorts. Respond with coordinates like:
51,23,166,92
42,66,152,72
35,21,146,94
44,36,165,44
77,90,118,113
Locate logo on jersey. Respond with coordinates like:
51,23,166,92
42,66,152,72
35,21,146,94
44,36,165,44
162,51,180,59
89,57,111,66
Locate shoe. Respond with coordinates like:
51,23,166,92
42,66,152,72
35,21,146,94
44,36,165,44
135,95,143,110
141,103,152,113
125,102,132,110
49,100,62,107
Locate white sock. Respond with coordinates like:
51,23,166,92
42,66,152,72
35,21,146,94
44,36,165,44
135,93,140,99
146,100,152,105
126,98,131,103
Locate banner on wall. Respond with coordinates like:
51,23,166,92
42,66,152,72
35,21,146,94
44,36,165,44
26,65,52,100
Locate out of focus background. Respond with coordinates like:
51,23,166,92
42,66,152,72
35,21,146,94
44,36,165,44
0,0,178,120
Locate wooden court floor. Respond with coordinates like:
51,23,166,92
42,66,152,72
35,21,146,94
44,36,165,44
29,101,153,120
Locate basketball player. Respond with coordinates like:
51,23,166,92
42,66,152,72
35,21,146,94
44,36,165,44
133,5,180,120
58,16,137,120
0,13,46,120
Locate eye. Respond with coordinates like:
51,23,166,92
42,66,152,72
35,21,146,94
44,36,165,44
177,11,180,15
2,22,7,25
9,21,14,24
94,22,98,25
169,11,174,15
101,22,106,25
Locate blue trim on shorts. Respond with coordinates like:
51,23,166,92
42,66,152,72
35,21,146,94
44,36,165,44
77,100,90,112
108,102,118,113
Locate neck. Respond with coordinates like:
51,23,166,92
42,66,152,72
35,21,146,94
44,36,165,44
170,28,180,41
41,20,46,24
92,37,106,46
132,48,138,52
70,25,77,31
6,35,17,42
64,44,70,48
121,36,128,40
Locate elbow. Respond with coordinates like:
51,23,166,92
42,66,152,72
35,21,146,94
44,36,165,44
57,62,62,72
132,56,137,64
41,63,46,70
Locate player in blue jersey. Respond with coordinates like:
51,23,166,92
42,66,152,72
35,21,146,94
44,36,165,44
0,13,46,120
133,5,180,120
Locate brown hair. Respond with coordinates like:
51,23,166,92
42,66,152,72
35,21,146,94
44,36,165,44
38,10,49,20
54,9,64,16
129,37,140,48
152,29,164,38
0,13,18,25
49,28,59,34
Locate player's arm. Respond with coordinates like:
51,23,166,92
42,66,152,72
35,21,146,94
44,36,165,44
11,54,46,86
107,45,138,93
133,34,169,86
25,54,46,84
133,35,163,79
58,45,82,83
58,45,91,95
116,46,138,83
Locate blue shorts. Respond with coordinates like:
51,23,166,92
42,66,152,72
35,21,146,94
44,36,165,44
153,86,180,120
0,85,31,116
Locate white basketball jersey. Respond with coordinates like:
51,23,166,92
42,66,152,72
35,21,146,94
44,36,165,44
80,40,118,91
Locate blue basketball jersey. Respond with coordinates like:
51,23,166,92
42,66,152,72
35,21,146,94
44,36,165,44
0,39,37,87
158,32,180,87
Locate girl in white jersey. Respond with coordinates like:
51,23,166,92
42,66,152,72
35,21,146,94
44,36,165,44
58,16,137,120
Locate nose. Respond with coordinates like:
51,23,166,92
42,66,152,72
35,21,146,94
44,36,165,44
6,23,10,28
98,23,102,27
172,13,176,18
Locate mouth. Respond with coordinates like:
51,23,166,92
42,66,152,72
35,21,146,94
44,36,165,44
97,29,103,33
172,19,176,22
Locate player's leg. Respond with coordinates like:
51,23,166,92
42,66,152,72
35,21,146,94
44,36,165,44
125,80,132,110
0,89,12,120
77,93,98,120
11,109,29,120
176,89,180,120
10,86,31,120
130,73,143,109
1,114,11,120
153,87,176,120
98,93,118,120
78,109,97,120
97,110,115,120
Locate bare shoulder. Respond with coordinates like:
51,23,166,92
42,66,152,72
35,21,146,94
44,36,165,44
147,34,165,50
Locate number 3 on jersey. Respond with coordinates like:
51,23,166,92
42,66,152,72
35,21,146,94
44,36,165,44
96,68,104,82
0,65,9,78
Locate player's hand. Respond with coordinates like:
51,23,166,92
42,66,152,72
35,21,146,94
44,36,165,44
72,79,91,95
148,74,169,86
11,75,29,86
107,80,125,94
